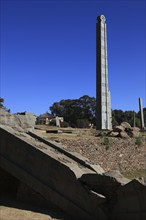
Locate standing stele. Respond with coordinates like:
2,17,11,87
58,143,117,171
96,15,112,130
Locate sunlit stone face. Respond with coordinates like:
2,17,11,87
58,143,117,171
100,15,106,22
96,15,112,130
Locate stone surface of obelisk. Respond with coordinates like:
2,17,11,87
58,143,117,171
139,97,145,129
96,15,112,130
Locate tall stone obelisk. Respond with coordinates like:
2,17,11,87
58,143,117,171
139,98,145,129
96,15,112,130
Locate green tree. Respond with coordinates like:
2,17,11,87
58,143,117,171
0,98,4,108
50,96,145,128
112,109,125,125
112,109,145,128
49,95,96,127
143,108,146,126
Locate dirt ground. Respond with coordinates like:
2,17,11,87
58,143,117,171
0,193,70,220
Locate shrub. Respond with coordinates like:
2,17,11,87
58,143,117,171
60,121,69,128
102,137,109,150
135,137,142,147
76,119,89,128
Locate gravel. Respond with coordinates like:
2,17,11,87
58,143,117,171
60,136,146,173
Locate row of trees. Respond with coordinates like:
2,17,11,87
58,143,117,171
1,96,145,128
49,95,146,128
0,98,4,108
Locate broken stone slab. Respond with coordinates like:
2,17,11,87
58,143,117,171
79,170,130,198
60,129,78,134
111,178,146,220
0,109,36,132
105,170,130,184
0,125,108,220
0,167,20,193
28,130,105,173
46,129,62,133
88,164,105,174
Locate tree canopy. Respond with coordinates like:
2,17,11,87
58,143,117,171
49,95,146,128
0,97,4,108
50,95,96,127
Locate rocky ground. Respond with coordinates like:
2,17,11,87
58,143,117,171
34,126,146,178
60,134,146,176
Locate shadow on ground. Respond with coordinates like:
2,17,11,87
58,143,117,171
0,192,70,220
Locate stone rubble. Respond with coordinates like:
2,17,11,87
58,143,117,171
112,122,141,138
60,136,146,173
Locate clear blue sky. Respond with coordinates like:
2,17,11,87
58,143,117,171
0,0,145,115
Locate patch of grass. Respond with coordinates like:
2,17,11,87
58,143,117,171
122,169,146,180
102,137,109,150
49,137,60,142
135,136,142,146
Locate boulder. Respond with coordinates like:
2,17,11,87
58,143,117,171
118,131,130,139
127,130,140,138
121,122,131,129
79,170,130,199
0,109,36,131
110,131,119,137
132,127,140,132
113,125,125,132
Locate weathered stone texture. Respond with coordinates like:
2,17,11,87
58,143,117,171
0,125,146,220
0,108,36,131
0,125,107,220
112,122,141,138
111,179,146,220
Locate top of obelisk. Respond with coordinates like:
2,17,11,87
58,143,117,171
97,15,106,22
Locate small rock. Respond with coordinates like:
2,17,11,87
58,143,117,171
110,131,119,137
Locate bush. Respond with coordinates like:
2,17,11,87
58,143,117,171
102,137,109,150
60,121,69,128
135,137,142,147
76,119,89,128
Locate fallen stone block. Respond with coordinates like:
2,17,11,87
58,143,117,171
111,179,146,220
0,125,107,220
79,170,130,198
